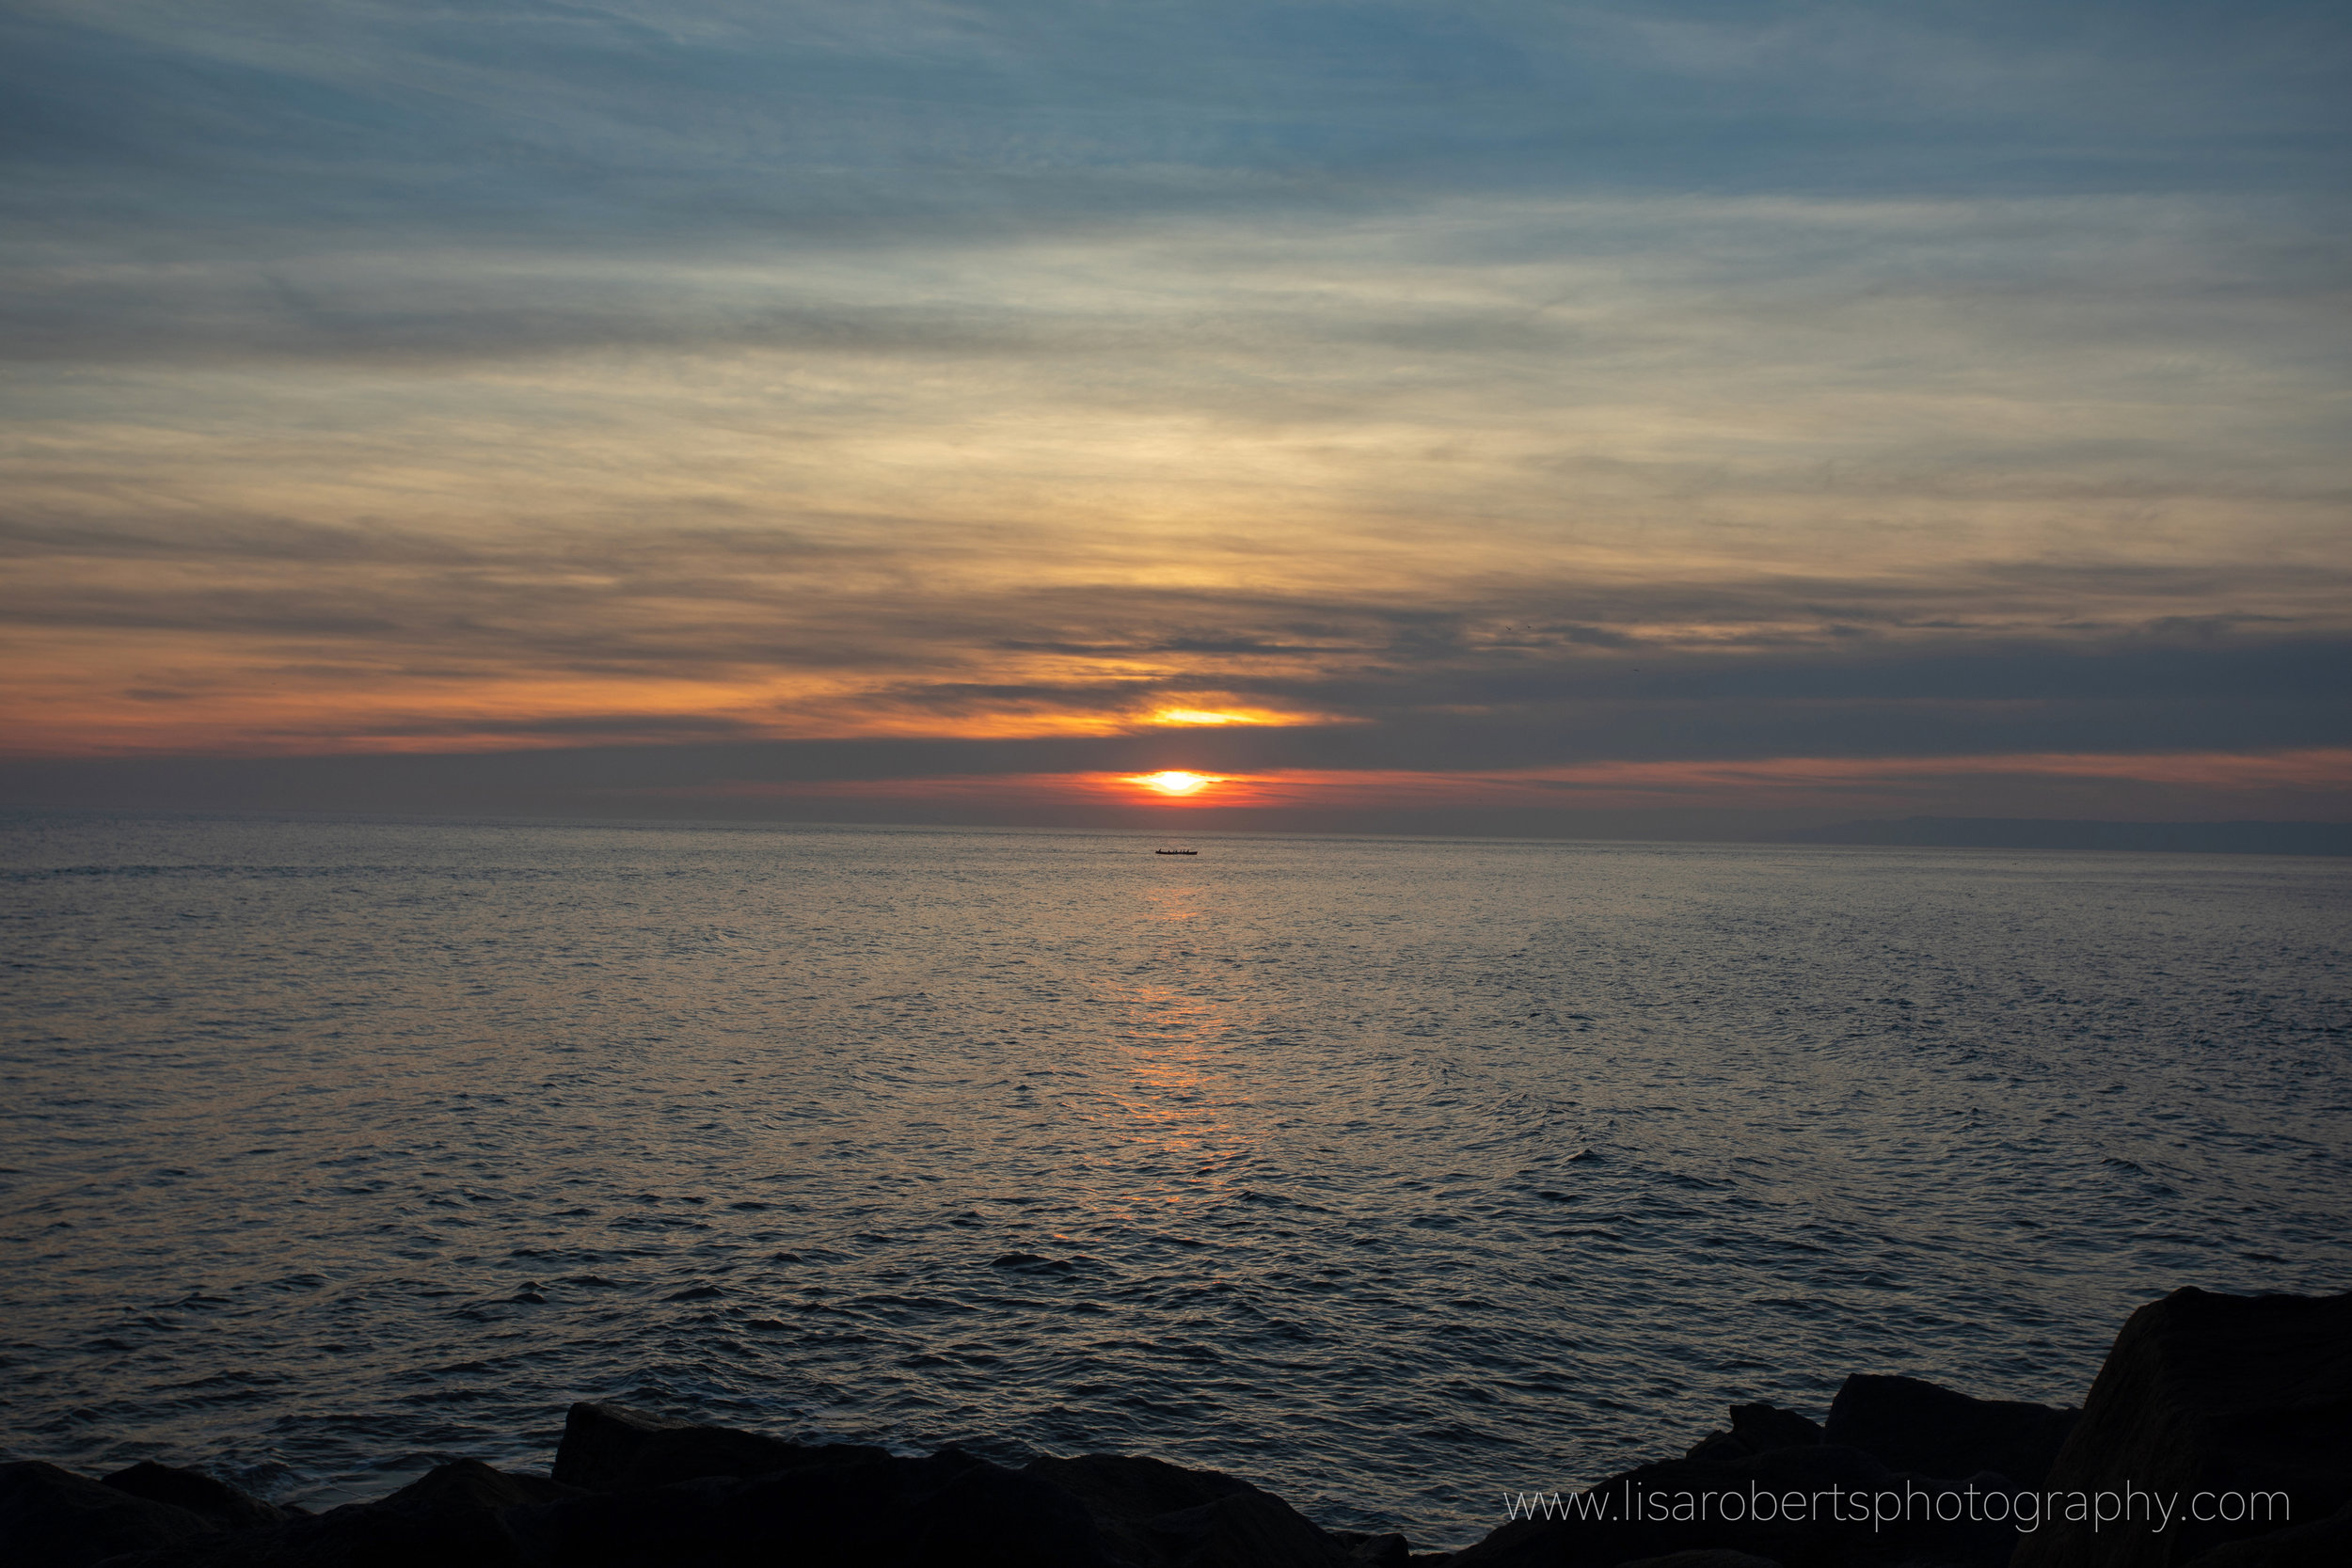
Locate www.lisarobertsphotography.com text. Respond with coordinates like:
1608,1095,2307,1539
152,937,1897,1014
1503,1481,2290,1533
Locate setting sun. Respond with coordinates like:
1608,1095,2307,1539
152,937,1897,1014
1136,770,1216,796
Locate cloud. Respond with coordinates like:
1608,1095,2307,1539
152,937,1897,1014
11,3,2345,221
0,2,2345,823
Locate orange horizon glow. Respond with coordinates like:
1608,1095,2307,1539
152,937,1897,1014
655,747,2352,817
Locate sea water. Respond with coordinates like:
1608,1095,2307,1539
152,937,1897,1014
3,813,2347,1543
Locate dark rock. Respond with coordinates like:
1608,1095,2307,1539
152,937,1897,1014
1025,1451,1257,1523
336,1459,580,1564
1685,1403,1822,1463
549,1402,692,1490
549,1400,888,1491
379,1457,579,1514
1131,1486,1355,1566
0,1460,218,1566
103,1458,580,1567
101,1459,294,1530
1329,1528,1413,1565
1024,1451,1351,1565
1822,1373,2076,1486
506,1445,1111,1566
510,1436,1354,1567
1444,1518,1545,1567
1686,1433,1750,1464
2012,1287,2352,1568
2183,1499,2352,1566
140,1463,560,1566
1730,1405,1822,1456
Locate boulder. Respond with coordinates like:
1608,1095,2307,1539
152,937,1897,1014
505,1445,1111,1566
548,1402,691,1490
1025,1451,1258,1522
373,1456,580,1526
1821,1373,2075,1485
526,1407,1354,1565
1685,1403,1823,1464
0,1460,218,1566
1328,1528,1413,1565
100,1458,581,1567
323,1459,579,1565
2011,1288,2352,1568
101,1459,296,1529
550,1400,889,1491
2183,1499,2352,1567
1128,1487,1358,1567
1025,1451,1349,1563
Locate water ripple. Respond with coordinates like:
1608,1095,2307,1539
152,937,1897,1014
2,814,2348,1544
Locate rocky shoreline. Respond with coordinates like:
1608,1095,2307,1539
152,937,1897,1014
8,1286,2345,1567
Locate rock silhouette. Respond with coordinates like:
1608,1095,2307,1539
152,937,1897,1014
1682,1403,1824,1464
2011,1287,2352,1568
99,1462,302,1533
548,1401,891,1492
0,1461,221,1566
7,1287,2340,1567
1821,1374,2078,1489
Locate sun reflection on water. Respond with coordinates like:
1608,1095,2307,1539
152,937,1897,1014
1102,869,1257,1213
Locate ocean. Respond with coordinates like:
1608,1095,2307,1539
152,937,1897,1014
3,813,2347,1544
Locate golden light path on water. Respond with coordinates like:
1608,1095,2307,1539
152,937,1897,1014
6,816,2350,1539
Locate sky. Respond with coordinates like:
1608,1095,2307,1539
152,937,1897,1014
3,1,2347,834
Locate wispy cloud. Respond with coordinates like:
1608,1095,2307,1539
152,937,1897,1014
1,2,2345,824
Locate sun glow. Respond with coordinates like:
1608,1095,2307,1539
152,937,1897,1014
1150,708,1254,726
1136,770,1216,796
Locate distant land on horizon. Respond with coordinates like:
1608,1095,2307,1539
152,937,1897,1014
1789,817,2352,857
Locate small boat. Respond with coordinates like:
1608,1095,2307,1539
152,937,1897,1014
1153,848,1198,855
